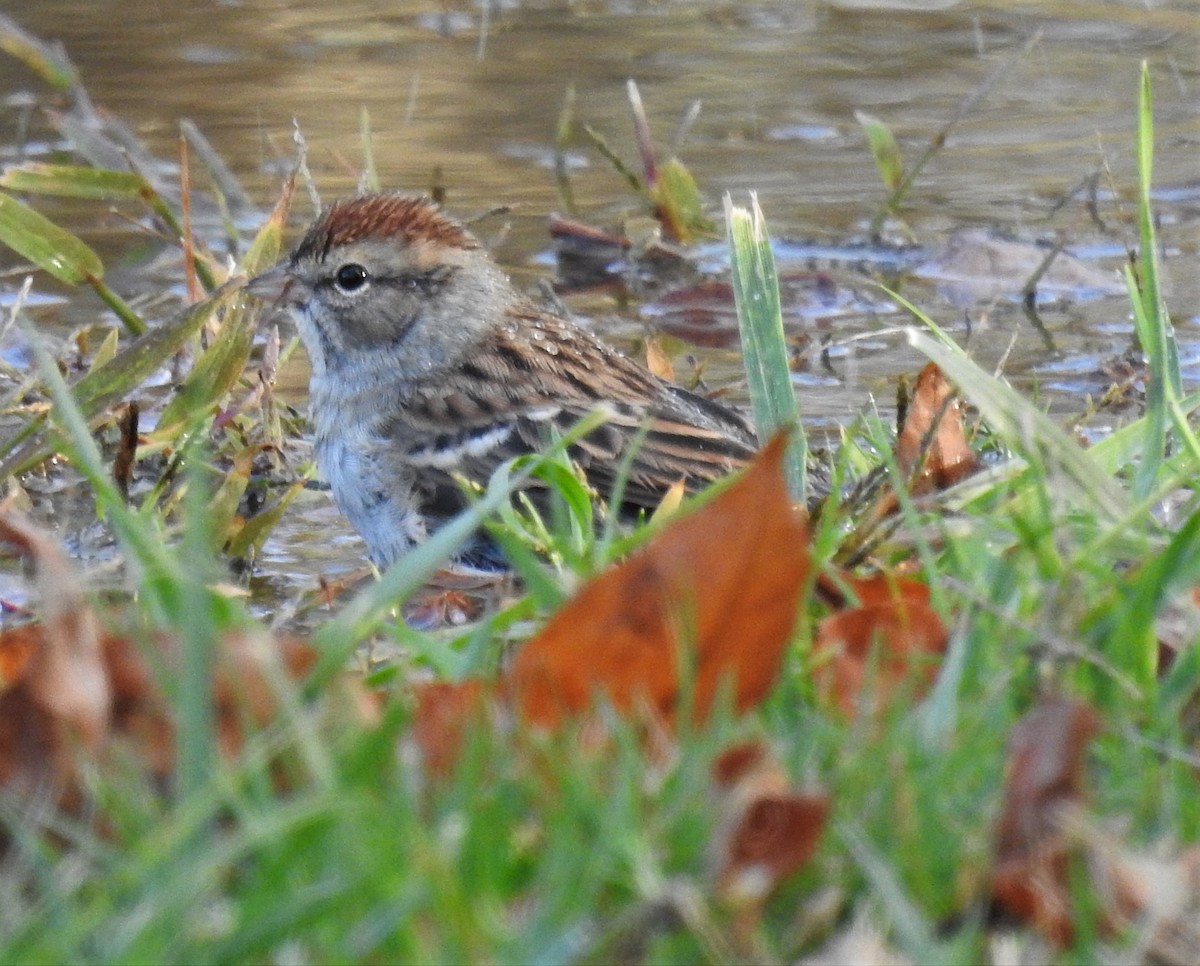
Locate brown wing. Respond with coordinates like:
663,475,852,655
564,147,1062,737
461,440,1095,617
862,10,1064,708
392,303,758,510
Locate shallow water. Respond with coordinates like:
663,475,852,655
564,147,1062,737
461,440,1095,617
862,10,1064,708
1,0,1198,602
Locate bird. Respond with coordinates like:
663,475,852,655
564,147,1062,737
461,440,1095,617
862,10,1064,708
247,193,798,569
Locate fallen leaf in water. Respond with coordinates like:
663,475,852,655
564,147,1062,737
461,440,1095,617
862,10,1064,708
642,276,850,350
547,213,633,290
990,695,1102,946
508,433,810,727
547,212,631,259
812,570,947,717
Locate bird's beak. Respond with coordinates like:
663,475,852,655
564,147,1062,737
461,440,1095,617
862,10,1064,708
245,263,298,305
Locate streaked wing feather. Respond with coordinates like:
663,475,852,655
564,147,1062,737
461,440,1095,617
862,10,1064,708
390,301,760,510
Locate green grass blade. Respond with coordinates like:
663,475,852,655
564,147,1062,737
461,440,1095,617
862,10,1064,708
0,191,103,285
359,107,381,193
856,111,904,191
173,473,219,801
0,191,145,334
0,161,185,254
1129,62,1181,498
0,163,151,201
0,13,78,89
1107,502,1200,693
157,183,289,431
724,192,805,499
0,282,235,478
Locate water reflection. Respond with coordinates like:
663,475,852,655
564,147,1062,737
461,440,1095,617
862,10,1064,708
0,0,1197,595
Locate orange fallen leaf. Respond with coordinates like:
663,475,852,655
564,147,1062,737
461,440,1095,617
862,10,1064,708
402,569,509,631
860,362,981,522
0,507,374,823
0,624,39,688
812,569,947,717
507,433,810,727
0,509,111,804
411,436,812,775
710,740,828,909
896,362,979,494
411,680,492,779
990,695,1102,946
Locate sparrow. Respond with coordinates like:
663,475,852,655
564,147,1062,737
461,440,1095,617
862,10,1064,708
248,193,792,569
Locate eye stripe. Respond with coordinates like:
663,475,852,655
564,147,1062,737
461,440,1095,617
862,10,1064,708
380,266,455,297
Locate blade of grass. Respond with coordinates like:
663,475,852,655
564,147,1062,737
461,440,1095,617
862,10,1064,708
580,124,644,196
0,13,78,90
724,192,806,500
0,191,104,286
29,327,178,580
0,280,239,478
1,162,214,290
359,107,380,194
157,177,292,430
1129,62,1181,499
173,467,219,800
626,79,658,189
1,163,151,202
1107,502,1200,694
180,118,257,216
0,191,145,335
553,84,578,215
856,111,904,192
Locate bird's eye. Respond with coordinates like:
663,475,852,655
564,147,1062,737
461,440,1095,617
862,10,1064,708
334,263,370,294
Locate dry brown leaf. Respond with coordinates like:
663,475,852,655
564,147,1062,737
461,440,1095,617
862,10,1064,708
991,804,1200,958
402,568,510,631
0,509,374,820
546,212,632,258
710,740,828,909
0,509,111,804
411,436,812,775
411,680,492,779
0,624,38,688
0,510,110,748
507,433,810,727
812,570,947,718
864,362,980,520
897,363,978,492
1103,841,1200,961
990,695,1102,946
